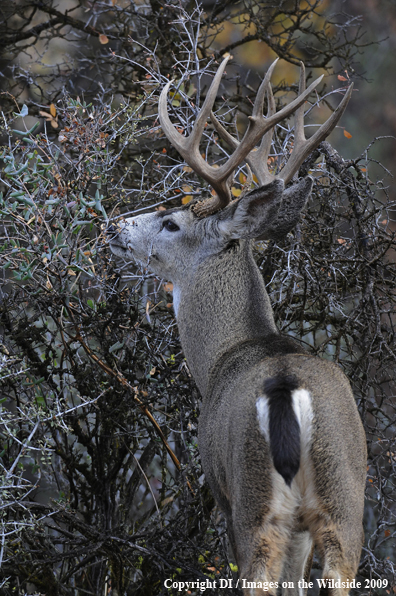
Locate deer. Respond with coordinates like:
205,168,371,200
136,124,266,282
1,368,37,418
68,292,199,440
108,58,367,596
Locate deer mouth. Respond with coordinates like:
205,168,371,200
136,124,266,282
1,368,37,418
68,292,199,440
106,225,132,257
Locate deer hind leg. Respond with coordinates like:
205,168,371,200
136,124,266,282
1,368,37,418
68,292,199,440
239,519,293,596
313,523,362,596
281,531,314,595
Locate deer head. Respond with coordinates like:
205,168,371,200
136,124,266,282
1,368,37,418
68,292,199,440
110,59,353,299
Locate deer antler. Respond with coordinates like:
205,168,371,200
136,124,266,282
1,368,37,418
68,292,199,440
159,58,352,217
211,63,353,187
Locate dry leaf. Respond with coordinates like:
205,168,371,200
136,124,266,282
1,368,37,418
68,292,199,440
338,75,348,81
163,282,173,292
50,103,56,117
384,529,391,537
360,167,366,172
99,34,109,44
337,238,346,244
39,110,58,129
344,130,352,139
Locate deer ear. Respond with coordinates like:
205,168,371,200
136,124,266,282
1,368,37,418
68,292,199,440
218,179,284,240
218,177,312,240
256,176,313,241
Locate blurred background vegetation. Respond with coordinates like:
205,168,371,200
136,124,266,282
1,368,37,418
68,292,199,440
0,1,395,595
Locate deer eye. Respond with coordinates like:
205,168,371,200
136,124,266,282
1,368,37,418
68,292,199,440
163,220,180,232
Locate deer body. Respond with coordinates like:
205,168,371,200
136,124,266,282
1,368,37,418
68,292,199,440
109,61,367,595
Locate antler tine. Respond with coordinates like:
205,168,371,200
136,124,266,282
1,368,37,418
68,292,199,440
211,79,277,186
210,59,278,149
246,82,277,185
159,57,233,216
190,57,230,147
250,58,278,119
279,68,354,184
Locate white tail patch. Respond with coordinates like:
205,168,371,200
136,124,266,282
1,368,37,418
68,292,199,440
291,388,313,434
256,388,313,450
256,395,270,442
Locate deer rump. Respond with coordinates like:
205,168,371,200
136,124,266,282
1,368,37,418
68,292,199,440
198,349,366,590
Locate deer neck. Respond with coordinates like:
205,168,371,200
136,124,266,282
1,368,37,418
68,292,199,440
174,240,278,397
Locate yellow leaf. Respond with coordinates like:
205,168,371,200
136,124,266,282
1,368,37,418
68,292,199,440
99,34,109,44
252,174,258,183
50,103,56,117
183,166,193,173
182,184,192,193
231,187,241,197
182,195,192,204
239,172,246,184
344,130,352,139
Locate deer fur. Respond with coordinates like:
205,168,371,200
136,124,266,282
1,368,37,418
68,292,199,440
109,177,367,596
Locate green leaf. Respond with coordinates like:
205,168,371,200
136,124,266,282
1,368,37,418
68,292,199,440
109,341,124,353
26,121,40,135
12,129,27,137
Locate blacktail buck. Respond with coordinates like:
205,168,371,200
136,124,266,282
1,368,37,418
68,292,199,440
109,58,367,595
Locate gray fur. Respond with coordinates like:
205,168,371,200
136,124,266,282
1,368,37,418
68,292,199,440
109,180,367,595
